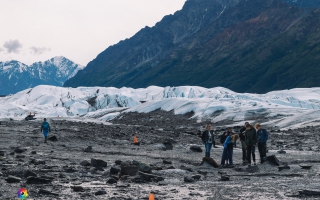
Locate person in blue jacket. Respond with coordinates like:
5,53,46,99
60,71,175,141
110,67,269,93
255,123,268,164
41,118,51,143
220,129,234,167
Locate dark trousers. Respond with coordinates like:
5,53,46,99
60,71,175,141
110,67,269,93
221,147,233,165
240,140,246,161
258,142,267,163
246,145,256,164
204,142,213,157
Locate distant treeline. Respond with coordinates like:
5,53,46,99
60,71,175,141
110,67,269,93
0,95,6,97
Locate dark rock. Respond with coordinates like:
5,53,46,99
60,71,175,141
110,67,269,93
180,165,193,172
26,177,52,184
110,167,120,175
163,159,172,164
95,190,107,196
120,165,139,176
9,152,15,155
80,160,91,166
220,175,230,181
24,170,37,178
184,176,195,183
298,190,320,196
246,165,260,173
266,155,280,166
167,166,175,169
31,151,37,154
0,151,5,156
48,135,58,141
197,170,208,175
200,157,219,168
278,165,290,171
106,178,118,184
38,189,59,196
300,164,312,169
132,161,152,173
14,147,25,153
116,183,130,188
115,160,122,165
163,141,173,150
5,175,21,183
277,149,286,154
190,146,202,152
139,171,164,182
16,155,25,158
91,158,107,168
84,146,93,152
192,174,201,180
71,186,84,192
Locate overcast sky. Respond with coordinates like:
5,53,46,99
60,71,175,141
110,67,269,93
0,0,186,66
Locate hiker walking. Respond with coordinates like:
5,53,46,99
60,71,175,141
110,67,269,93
201,124,216,158
41,118,51,143
221,128,236,167
255,123,268,164
245,123,257,166
239,122,249,163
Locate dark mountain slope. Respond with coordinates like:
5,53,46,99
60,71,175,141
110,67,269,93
65,0,320,93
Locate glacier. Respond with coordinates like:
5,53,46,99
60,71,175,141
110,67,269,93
1,85,320,129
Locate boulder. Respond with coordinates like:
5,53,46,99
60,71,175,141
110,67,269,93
139,171,164,182
38,189,59,196
5,175,21,183
84,146,92,152
246,165,260,173
300,164,312,169
110,167,120,175
298,190,320,196
266,155,280,166
14,147,25,153
48,135,58,141
95,190,107,196
24,170,37,178
184,176,195,183
190,146,202,152
71,186,84,192
115,160,122,165
200,157,219,168
26,177,52,184
120,165,139,176
80,160,91,166
91,158,107,168
132,161,152,173
106,178,118,184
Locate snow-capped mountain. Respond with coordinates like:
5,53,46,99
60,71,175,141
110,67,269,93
0,56,84,95
1,85,320,130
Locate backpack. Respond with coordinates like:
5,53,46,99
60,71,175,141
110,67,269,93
220,133,228,144
42,122,49,130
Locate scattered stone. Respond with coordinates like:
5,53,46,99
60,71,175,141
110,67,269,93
0,151,5,156
298,190,320,196
278,165,290,171
110,167,120,175
31,151,37,154
133,161,152,173
24,170,37,178
266,155,280,166
80,160,91,166
190,146,202,152
84,146,93,152
163,159,172,164
139,171,164,182
246,165,260,173
163,140,174,150
180,165,193,172
71,186,84,192
115,160,122,165
91,158,107,168
300,164,312,169
38,189,59,196
26,177,52,184
197,170,208,176
116,183,130,188
5,175,21,183
200,157,219,168
120,165,139,176
48,135,58,141
220,174,230,181
192,174,201,180
277,149,286,154
167,166,175,169
14,147,25,153
106,178,118,184
95,190,107,196
184,176,195,183
16,155,25,158
9,152,15,155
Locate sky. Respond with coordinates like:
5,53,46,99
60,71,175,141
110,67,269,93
0,0,186,66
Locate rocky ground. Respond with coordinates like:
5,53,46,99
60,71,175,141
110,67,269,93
0,110,320,200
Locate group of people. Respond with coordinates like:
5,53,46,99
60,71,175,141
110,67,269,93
201,122,269,167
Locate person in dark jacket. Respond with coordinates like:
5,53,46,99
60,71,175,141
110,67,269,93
41,118,51,143
245,123,257,166
255,123,268,164
239,122,249,162
201,124,216,158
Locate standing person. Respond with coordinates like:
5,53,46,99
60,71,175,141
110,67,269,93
221,130,234,167
201,124,216,158
255,123,268,164
239,122,249,163
245,123,257,166
41,118,51,143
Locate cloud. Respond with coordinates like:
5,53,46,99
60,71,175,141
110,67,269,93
0,47,3,52
3,39,23,53
30,46,51,55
